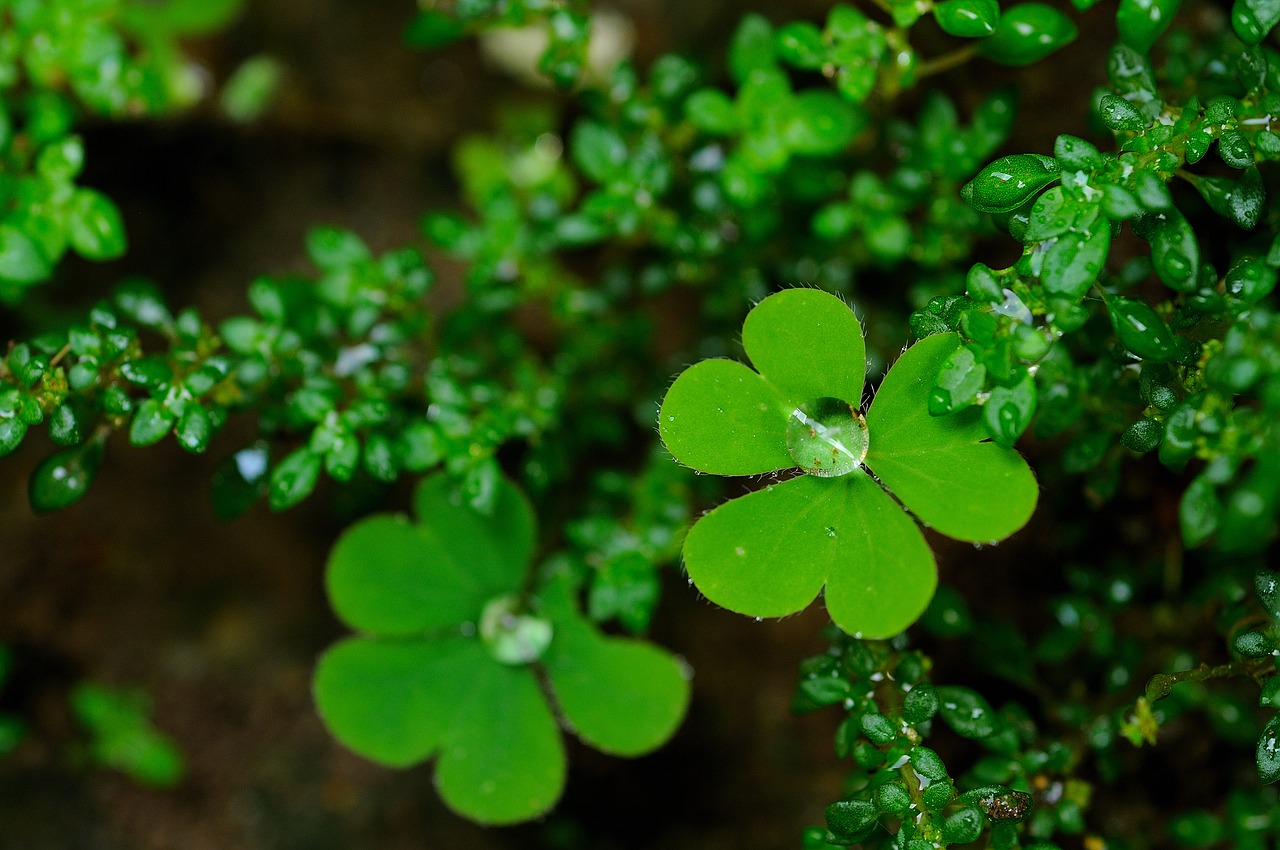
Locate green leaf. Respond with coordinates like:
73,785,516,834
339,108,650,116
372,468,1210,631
775,22,827,68
29,441,104,513
1180,474,1221,548
682,473,937,638
403,10,466,48
327,516,485,635
978,4,1078,65
929,345,987,415
542,600,690,755
1192,168,1265,230
867,336,1036,541
659,359,793,476
1258,715,1280,783
1099,94,1145,132
783,92,864,156
984,371,1038,447
684,89,739,135
1107,296,1178,362
1256,570,1280,619
743,289,867,406
942,807,985,844
313,636,476,766
961,154,1059,213
68,189,127,261
936,685,1000,737
1233,0,1280,43
268,447,322,510
1117,0,1181,54
0,225,52,283
933,0,1001,36
1040,218,1110,299
729,14,778,83
434,657,566,824
306,227,371,270
1145,209,1200,292
412,472,535,597
0,418,27,457
571,121,628,184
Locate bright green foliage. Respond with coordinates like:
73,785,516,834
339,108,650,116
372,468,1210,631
70,683,184,787
660,290,1037,637
0,0,244,300
977,4,1078,65
0,227,558,514
314,472,690,824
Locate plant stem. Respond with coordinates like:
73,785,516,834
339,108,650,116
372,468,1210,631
1145,659,1265,702
918,44,978,78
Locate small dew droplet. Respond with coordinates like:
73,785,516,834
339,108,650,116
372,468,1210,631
825,526,837,538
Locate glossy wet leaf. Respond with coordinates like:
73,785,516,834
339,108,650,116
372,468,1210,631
29,441,103,512
1147,209,1200,292
984,371,1038,448
937,685,1000,738
682,473,936,638
1233,0,1280,43
1258,715,1280,784
933,0,1000,36
1041,219,1110,299
1100,96,1144,134
1117,0,1181,52
978,4,1078,65
961,154,1059,213
929,345,986,415
1108,297,1178,362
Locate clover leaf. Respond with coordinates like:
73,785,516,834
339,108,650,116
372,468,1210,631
313,472,691,825
659,289,1038,638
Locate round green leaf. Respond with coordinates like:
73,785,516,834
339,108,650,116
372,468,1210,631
682,473,937,638
327,516,486,635
659,359,793,476
412,472,535,597
743,289,867,406
68,189,127,261
435,658,566,825
977,3,1078,65
313,636,478,767
543,608,691,756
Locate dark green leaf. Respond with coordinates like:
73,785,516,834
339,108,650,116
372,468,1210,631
937,685,1000,738
269,447,322,510
29,441,103,512
1117,0,1181,53
68,190,127,260
978,4,1078,65
934,0,1001,36
1108,297,1178,362
961,154,1059,213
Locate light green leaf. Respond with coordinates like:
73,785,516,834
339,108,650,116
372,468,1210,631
413,472,535,598
659,359,793,475
0,225,52,283
867,334,1037,541
313,636,477,767
326,516,485,635
867,442,1037,542
435,657,566,825
543,604,690,756
682,474,936,638
866,333,987,452
743,289,866,405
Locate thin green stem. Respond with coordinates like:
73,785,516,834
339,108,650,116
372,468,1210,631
918,44,978,78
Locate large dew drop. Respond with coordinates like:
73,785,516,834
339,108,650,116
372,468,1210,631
785,397,868,477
